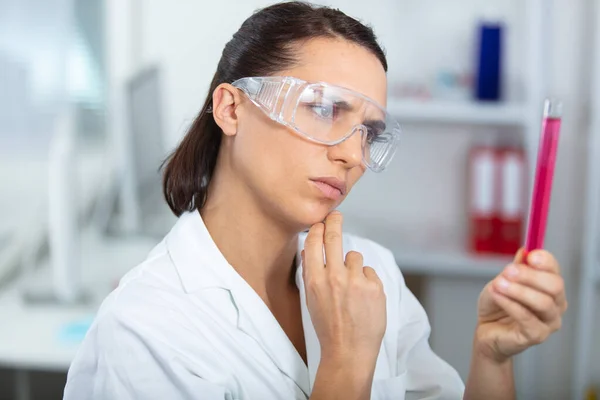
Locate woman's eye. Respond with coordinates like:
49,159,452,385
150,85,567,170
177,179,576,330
310,103,336,119
367,127,385,143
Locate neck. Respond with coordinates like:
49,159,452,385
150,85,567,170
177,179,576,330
200,168,299,296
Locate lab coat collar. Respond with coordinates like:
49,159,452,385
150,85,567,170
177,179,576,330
166,210,236,293
232,265,311,397
166,211,311,396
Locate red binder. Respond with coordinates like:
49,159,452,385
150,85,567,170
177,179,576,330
468,146,499,254
497,146,527,255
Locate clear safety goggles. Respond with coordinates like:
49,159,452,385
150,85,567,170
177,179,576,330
231,76,401,172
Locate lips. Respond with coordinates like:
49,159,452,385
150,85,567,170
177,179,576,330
310,177,347,200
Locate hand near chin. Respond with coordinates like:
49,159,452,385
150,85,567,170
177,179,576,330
302,211,387,363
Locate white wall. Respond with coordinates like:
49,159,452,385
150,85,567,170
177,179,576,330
139,0,526,148
132,0,594,397
139,0,273,149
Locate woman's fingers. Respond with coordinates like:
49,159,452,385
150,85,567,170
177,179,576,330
526,249,560,274
490,289,552,345
303,211,349,283
501,263,567,312
323,211,345,271
363,266,382,286
303,222,325,279
493,276,561,325
513,247,525,264
345,251,364,275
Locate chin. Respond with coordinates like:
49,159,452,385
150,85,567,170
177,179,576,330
291,199,339,231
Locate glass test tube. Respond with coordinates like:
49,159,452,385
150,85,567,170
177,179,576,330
524,99,563,255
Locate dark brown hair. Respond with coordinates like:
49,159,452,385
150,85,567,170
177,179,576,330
162,1,387,216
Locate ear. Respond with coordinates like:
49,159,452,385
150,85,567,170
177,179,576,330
212,83,242,137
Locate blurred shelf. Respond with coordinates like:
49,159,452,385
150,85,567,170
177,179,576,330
341,220,510,279
392,248,510,279
388,99,527,126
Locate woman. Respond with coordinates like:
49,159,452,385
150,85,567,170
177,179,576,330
64,2,567,399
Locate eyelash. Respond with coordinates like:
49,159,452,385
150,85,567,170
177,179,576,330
366,127,387,143
308,103,339,120
305,102,386,141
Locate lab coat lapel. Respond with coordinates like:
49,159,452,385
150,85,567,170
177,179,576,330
169,212,310,396
232,280,310,397
295,265,321,392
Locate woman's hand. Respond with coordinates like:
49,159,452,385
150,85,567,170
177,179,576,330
303,211,387,361
475,248,567,363
303,211,386,400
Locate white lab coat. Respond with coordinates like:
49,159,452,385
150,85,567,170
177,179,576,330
64,211,465,399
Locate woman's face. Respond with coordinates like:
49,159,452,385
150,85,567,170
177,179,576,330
219,38,387,229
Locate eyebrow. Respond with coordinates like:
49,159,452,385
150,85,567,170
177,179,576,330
320,95,387,131
331,99,354,111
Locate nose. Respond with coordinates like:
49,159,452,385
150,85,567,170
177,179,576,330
326,126,364,169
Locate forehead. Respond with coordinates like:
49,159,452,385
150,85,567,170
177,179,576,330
279,38,388,107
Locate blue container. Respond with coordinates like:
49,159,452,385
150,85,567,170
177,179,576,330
475,22,503,101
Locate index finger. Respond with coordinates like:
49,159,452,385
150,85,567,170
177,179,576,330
524,249,560,274
303,222,325,276
323,211,345,270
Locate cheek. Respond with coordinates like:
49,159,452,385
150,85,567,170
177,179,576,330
234,120,308,181
344,166,366,194
262,125,310,171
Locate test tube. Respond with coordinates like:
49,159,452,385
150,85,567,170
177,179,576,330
524,99,563,256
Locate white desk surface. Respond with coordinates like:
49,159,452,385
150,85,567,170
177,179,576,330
0,231,158,371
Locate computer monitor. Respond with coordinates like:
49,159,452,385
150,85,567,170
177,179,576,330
124,66,174,236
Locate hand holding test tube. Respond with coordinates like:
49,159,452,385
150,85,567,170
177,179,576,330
475,100,567,374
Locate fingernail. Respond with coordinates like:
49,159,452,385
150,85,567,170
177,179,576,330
505,264,519,277
530,252,544,266
497,278,511,291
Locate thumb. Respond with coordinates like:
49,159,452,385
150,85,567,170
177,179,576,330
514,247,526,264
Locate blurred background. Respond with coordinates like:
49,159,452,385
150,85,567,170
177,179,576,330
0,0,599,399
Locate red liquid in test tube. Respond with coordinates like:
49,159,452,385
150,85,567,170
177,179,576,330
523,99,562,259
